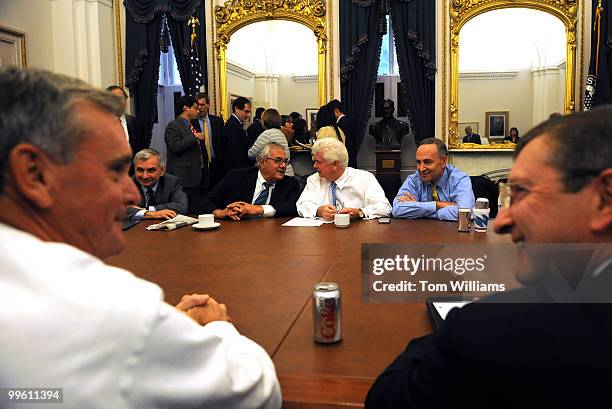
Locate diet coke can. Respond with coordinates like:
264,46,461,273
312,282,342,343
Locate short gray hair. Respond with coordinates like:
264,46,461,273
134,148,165,169
418,138,448,158
257,142,285,162
0,67,123,193
311,138,348,169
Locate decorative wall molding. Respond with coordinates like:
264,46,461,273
291,74,318,83
227,61,255,80
459,70,520,79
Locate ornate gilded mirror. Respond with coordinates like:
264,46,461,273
447,0,578,150
214,0,328,120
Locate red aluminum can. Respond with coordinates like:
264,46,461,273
312,282,342,343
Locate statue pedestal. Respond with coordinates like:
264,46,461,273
375,149,402,203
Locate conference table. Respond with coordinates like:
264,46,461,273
107,217,512,408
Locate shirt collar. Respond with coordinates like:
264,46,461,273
432,164,453,188
257,171,275,187
330,167,350,189
336,114,345,123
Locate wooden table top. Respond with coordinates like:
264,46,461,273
107,217,512,408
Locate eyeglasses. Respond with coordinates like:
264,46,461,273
498,169,601,209
266,157,290,165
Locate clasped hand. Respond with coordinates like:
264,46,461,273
214,201,262,220
316,205,360,220
175,293,231,325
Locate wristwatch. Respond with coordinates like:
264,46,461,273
358,208,365,219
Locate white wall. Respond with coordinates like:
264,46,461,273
459,69,533,139
277,75,318,116
0,0,55,70
0,0,117,87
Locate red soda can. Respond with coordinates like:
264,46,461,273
312,282,342,343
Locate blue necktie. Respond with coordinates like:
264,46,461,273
331,181,337,208
254,182,272,205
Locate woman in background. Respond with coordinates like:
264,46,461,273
248,108,294,176
504,127,520,143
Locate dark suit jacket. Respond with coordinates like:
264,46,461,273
366,274,612,409
223,115,253,173
192,114,226,186
338,115,357,166
165,117,208,188
126,173,188,219
246,119,264,147
125,114,149,174
199,167,299,217
463,133,482,144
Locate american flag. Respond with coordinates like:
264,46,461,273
187,17,204,96
584,0,610,110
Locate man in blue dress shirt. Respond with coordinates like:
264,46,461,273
392,138,474,221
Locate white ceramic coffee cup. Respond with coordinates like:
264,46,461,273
334,213,350,228
198,214,214,226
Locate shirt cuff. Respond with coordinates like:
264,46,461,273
261,205,276,218
134,209,147,220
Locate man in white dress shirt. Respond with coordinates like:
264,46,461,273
297,138,391,220
0,67,280,409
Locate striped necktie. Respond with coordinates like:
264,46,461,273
254,182,272,205
331,181,338,208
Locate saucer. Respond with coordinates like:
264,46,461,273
192,222,220,231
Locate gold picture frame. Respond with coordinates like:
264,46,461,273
0,25,26,68
305,108,318,131
485,111,509,140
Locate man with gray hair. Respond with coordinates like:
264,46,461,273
392,138,474,221
126,148,188,221
0,67,281,408
297,138,391,220
200,142,299,219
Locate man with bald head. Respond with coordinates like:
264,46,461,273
200,142,299,219
0,68,280,408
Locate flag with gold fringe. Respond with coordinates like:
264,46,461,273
585,0,611,110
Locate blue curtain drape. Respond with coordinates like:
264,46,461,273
124,0,207,137
339,0,389,168
389,0,435,142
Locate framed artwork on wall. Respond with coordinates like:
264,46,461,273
305,108,318,131
485,111,509,139
0,25,26,68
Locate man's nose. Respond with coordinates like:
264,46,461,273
493,208,513,235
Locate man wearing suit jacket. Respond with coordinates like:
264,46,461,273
201,143,299,219
224,96,253,173
126,149,188,221
165,95,209,214
366,107,612,409
192,92,225,191
328,99,356,167
106,86,150,174
462,125,482,144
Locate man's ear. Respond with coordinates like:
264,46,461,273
8,144,56,209
590,169,612,233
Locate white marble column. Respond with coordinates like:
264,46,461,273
50,0,116,87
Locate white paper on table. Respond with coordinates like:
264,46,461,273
433,301,471,320
282,217,326,227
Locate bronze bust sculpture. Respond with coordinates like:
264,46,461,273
369,99,410,150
